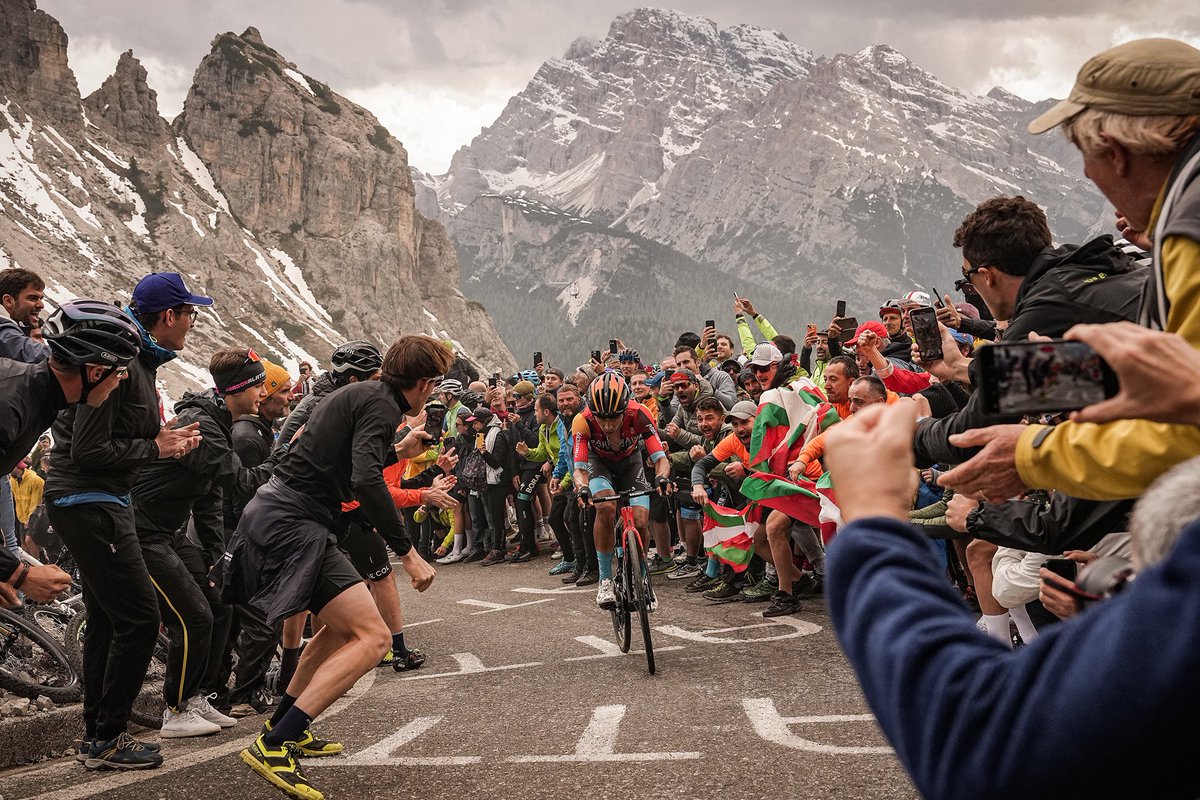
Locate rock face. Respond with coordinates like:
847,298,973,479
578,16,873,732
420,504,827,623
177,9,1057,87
0,0,81,131
421,7,1110,366
0,1,514,398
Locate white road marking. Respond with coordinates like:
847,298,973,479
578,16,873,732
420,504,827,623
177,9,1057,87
563,634,685,661
12,669,378,800
741,698,892,755
331,716,481,766
403,618,443,628
656,612,822,644
399,651,544,682
511,586,593,594
506,705,701,763
457,598,556,614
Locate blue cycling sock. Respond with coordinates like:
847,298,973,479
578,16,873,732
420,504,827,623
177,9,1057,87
705,556,720,578
597,550,613,581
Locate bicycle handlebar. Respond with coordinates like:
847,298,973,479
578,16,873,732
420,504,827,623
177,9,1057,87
589,488,656,503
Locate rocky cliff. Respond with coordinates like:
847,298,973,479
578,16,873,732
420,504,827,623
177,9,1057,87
419,7,1111,366
0,1,514,399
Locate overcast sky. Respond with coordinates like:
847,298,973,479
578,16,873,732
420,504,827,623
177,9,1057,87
42,1,1200,174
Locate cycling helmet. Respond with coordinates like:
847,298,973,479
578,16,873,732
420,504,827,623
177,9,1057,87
900,290,932,307
460,390,484,411
43,299,142,367
330,340,382,377
587,372,631,418
519,369,540,386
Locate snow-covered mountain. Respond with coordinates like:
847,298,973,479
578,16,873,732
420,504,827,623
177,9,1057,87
416,7,1109,367
0,0,514,398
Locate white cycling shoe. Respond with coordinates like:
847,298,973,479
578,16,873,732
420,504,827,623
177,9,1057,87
596,579,616,610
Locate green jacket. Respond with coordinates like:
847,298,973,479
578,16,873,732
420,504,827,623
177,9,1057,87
524,418,561,464
736,313,778,355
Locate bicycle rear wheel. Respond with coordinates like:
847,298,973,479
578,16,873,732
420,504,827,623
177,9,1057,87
625,529,655,675
0,607,82,703
610,549,632,653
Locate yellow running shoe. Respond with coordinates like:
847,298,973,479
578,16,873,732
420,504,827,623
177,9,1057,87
240,735,324,800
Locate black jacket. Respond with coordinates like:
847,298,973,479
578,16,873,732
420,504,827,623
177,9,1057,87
882,332,914,362
913,236,1148,467
131,391,277,564
232,414,274,468
273,379,415,555
511,404,539,473
275,372,339,452
46,345,169,498
969,494,1134,555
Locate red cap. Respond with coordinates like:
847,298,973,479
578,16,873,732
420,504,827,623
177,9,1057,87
847,320,888,346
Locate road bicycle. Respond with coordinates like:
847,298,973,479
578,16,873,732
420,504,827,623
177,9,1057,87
0,605,81,703
590,488,658,675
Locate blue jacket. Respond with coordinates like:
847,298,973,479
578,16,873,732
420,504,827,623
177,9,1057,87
826,515,1200,800
552,416,572,483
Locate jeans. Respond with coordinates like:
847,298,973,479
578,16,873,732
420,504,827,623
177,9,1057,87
1,479,16,553
481,484,509,552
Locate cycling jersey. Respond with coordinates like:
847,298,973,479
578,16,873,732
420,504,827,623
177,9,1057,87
572,402,666,470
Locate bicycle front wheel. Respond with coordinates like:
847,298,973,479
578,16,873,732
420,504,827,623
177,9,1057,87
625,530,655,675
611,549,632,653
0,607,82,703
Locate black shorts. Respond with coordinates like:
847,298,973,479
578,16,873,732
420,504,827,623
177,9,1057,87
308,535,365,617
339,520,393,581
587,451,652,510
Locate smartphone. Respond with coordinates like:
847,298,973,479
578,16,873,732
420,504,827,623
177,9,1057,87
1042,557,1078,582
977,340,1119,415
609,339,619,354
807,323,818,338
424,404,447,439
837,316,858,344
835,300,847,319
704,319,715,332
909,306,943,363
533,351,543,368
931,287,946,309
591,349,602,362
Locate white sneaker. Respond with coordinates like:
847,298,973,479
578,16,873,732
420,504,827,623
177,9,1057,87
161,706,222,738
596,578,616,610
436,551,465,565
189,693,236,728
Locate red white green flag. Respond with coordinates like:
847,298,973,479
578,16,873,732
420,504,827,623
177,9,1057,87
701,502,756,572
740,471,843,542
748,380,839,475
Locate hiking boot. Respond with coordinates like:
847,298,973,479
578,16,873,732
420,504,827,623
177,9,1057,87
161,706,222,738
549,559,576,576
740,574,778,603
702,579,741,603
684,573,719,593
792,571,825,597
190,694,237,728
562,569,583,584
241,736,323,799
86,732,164,770
666,562,702,581
763,591,802,618
77,736,158,762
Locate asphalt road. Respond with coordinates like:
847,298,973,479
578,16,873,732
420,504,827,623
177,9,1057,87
1,555,917,800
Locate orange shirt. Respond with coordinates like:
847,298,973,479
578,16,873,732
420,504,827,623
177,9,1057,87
710,432,750,465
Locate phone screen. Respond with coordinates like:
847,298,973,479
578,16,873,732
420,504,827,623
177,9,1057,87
424,405,447,439
909,307,943,362
979,340,1118,415
1042,558,1079,582
609,340,619,354
591,350,602,362
837,316,858,344
835,300,847,319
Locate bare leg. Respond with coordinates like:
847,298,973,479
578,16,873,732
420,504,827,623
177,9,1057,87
282,612,307,648
766,511,794,594
368,576,403,633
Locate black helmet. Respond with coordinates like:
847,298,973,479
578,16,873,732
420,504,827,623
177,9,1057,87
44,299,142,367
460,390,484,410
331,340,382,378
587,372,631,418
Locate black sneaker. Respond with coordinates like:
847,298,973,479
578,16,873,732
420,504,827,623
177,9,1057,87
702,579,742,603
792,571,825,597
461,547,486,564
562,569,582,584
393,649,427,673
480,549,506,566
86,732,164,770
241,735,324,799
513,549,537,563
574,570,597,587
763,591,802,618
684,573,719,593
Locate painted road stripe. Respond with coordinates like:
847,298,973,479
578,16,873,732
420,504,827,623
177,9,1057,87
457,598,556,614
399,651,544,682
507,705,701,763
333,716,482,766
563,634,685,662
741,698,891,755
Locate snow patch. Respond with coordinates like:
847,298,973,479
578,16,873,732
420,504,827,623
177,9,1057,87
168,200,205,237
283,68,316,96
272,327,321,372
176,137,231,214
85,138,129,170
268,248,332,323
422,308,439,323
557,275,596,325
242,238,337,345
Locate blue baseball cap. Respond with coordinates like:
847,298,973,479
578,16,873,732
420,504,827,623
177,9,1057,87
949,329,973,346
132,272,214,314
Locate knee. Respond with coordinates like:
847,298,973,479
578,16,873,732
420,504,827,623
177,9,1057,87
361,620,391,661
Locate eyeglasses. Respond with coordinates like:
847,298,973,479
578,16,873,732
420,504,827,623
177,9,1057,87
961,264,987,285
750,363,774,373
93,364,129,381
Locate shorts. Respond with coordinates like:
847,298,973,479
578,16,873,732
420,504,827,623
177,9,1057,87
339,519,393,581
308,535,365,617
588,452,651,510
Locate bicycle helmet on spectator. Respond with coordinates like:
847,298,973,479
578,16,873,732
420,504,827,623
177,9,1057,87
587,372,631,418
43,299,142,367
331,341,382,379
460,390,484,411
519,369,540,386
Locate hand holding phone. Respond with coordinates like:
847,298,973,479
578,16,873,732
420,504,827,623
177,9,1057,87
977,340,1119,415
909,307,943,363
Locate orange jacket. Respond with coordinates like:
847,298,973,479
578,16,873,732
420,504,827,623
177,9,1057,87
341,458,427,512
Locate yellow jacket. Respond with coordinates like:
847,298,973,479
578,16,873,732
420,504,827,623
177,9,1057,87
10,470,44,524
1015,226,1200,499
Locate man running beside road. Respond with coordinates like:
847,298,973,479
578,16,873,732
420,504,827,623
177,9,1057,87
571,373,672,610
224,335,449,800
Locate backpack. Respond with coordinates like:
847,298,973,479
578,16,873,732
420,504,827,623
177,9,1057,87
459,449,487,491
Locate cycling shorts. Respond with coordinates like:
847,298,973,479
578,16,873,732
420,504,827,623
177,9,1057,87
339,519,393,581
588,451,651,510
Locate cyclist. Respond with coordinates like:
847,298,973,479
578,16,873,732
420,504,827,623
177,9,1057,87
572,373,671,610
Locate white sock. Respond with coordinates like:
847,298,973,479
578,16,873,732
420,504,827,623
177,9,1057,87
765,563,777,579
982,613,1013,648
1009,604,1039,643
451,533,465,556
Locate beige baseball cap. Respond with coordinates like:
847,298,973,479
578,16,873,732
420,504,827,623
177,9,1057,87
1028,38,1200,135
